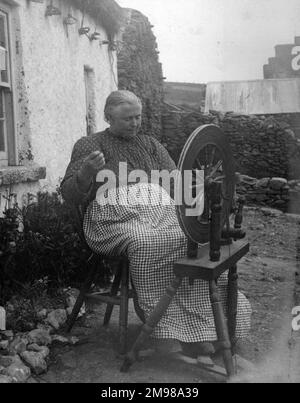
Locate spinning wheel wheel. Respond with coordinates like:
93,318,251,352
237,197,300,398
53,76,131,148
176,124,236,244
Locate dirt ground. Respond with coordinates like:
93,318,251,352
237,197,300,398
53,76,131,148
33,207,300,384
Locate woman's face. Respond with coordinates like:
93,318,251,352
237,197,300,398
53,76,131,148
109,102,142,139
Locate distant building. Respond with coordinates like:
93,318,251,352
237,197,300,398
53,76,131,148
263,36,300,79
205,78,300,115
206,36,300,126
164,81,206,111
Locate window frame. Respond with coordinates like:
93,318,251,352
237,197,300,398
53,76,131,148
0,89,8,161
0,8,11,88
0,2,16,166
84,65,96,136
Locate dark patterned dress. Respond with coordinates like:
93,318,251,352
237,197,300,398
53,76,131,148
61,129,251,342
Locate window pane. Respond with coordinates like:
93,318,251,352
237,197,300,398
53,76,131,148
0,13,8,84
0,89,3,118
0,15,6,48
0,46,5,70
0,91,6,152
0,120,5,151
1,67,7,83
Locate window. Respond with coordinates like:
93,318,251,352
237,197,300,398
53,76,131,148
0,6,15,165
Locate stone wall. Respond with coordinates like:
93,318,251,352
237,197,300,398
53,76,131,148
118,9,164,139
161,107,300,180
237,175,300,213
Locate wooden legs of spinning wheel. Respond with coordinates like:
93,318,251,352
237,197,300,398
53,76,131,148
121,275,237,378
209,279,235,377
121,276,183,372
228,265,238,351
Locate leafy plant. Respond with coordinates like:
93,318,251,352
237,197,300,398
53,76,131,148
0,190,111,305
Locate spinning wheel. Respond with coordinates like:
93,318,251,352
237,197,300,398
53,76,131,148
176,124,236,245
121,125,249,380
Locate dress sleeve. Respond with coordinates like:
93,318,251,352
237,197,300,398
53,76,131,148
149,137,177,199
150,137,177,171
60,137,95,207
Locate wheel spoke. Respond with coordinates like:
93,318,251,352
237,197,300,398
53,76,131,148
190,183,204,189
208,146,216,168
195,158,202,169
205,145,210,169
209,159,223,177
214,175,226,181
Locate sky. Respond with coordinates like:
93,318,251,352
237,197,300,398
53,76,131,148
117,0,300,84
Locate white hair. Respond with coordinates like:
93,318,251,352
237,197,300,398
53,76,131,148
104,90,142,121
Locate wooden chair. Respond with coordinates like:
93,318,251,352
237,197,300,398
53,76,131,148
65,204,145,355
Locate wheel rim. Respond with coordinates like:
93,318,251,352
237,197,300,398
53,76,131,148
175,124,236,244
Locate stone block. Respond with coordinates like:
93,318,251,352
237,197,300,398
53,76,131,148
270,177,288,190
0,164,46,186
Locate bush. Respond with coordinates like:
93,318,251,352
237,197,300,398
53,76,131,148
0,191,111,305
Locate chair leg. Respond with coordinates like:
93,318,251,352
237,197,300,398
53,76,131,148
103,264,122,326
119,259,129,355
66,254,98,332
227,265,238,353
131,279,145,324
209,279,235,378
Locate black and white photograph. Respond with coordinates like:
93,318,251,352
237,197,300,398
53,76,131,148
0,0,299,386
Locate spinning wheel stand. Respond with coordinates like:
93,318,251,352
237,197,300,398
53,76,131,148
120,125,250,379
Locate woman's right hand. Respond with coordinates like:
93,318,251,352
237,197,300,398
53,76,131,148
78,151,106,191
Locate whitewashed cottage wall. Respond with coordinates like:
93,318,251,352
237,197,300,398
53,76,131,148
0,0,118,208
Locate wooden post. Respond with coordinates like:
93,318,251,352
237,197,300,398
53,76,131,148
209,280,235,377
234,196,246,230
227,265,238,352
209,181,222,262
187,237,198,258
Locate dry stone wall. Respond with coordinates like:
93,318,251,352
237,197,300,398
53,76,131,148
161,108,300,180
237,175,300,213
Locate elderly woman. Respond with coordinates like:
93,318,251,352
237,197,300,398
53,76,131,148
61,90,251,360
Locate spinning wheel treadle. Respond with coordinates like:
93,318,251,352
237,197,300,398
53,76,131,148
176,124,236,244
